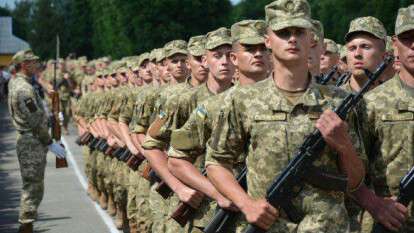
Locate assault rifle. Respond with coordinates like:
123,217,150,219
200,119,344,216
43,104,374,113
319,65,338,85
52,35,68,168
371,166,414,233
241,56,393,233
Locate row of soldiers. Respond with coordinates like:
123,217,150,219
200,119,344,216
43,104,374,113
72,1,414,233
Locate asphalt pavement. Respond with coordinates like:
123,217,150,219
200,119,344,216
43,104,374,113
0,101,120,233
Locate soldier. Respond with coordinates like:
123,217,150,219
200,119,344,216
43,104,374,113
8,50,67,233
308,19,325,79
341,16,388,92
358,5,414,232
320,38,340,75
168,19,270,232
205,0,366,232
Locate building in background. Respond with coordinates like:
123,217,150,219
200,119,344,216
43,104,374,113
0,17,30,66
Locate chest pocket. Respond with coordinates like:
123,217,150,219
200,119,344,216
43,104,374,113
379,108,414,189
250,112,288,164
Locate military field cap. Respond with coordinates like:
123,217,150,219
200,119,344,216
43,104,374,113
339,44,347,60
101,56,111,63
149,49,158,62
12,49,40,65
395,5,414,35
187,35,206,56
96,70,103,77
324,38,338,54
164,40,188,58
265,0,313,32
155,48,166,63
386,36,394,53
311,19,324,42
231,20,266,45
205,27,232,50
138,52,150,67
345,16,387,42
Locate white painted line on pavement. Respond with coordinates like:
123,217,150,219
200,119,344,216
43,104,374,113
61,137,120,233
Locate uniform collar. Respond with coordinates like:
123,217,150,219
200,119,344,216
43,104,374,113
264,72,326,112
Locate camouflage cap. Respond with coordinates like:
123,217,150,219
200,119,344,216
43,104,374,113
324,38,338,54
149,49,158,62
339,44,347,60
386,36,394,53
138,52,150,67
164,40,188,58
265,0,313,32
311,19,324,42
231,20,266,45
187,35,206,56
156,48,167,63
345,16,387,42
205,27,232,50
12,49,39,65
395,5,414,35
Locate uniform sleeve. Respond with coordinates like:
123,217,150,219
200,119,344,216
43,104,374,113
108,92,127,122
119,93,136,124
13,87,51,145
169,106,207,162
142,94,181,150
134,91,157,133
205,97,246,170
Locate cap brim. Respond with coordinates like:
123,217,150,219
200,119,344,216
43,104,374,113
268,18,313,32
188,48,205,57
344,30,384,42
206,40,232,50
396,24,414,36
166,49,188,58
238,36,265,45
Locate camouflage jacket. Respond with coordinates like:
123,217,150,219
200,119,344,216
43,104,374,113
205,76,365,231
361,75,414,196
8,73,51,145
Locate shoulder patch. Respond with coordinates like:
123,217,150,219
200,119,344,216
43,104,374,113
196,106,208,120
24,98,37,112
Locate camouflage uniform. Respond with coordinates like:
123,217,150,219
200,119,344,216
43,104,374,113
206,75,369,232
360,7,414,229
205,2,367,232
7,50,50,224
169,21,265,232
342,16,388,233
142,40,195,233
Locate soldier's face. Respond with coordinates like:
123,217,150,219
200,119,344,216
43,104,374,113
139,60,152,82
167,54,188,80
265,27,311,65
394,30,414,74
346,34,385,78
308,34,324,74
205,45,235,82
231,43,270,78
187,55,208,83
320,51,340,74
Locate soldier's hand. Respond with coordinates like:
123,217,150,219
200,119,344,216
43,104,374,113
240,198,278,230
316,109,352,153
176,186,204,209
48,142,67,159
216,194,238,212
371,196,408,232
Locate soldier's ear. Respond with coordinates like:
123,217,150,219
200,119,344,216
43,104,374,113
230,52,238,67
264,33,272,50
202,55,208,69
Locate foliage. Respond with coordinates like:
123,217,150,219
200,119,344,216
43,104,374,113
4,0,413,59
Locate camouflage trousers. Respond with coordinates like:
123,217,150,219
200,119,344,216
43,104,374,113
96,152,106,193
16,134,47,224
82,146,91,180
127,163,153,232
89,149,98,189
113,161,129,206
166,194,188,233
149,183,170,233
